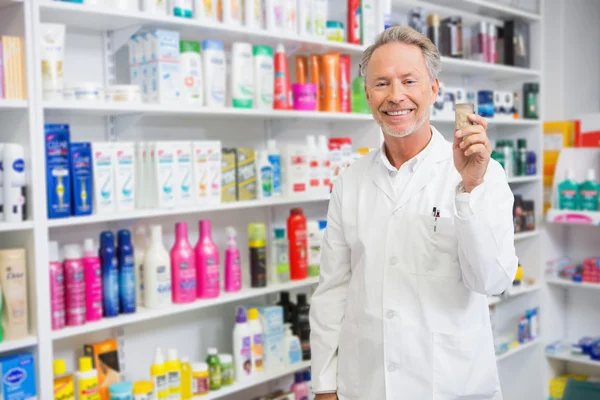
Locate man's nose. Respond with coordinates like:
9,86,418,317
387,81,408,103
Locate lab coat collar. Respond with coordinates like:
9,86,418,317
371,126,451,207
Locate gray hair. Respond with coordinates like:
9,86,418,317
360,26,441,82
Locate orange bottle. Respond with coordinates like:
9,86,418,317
274,44,292,109
296,56,308,84
321,52,341,112
310,55,322,111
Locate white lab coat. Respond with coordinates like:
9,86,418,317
310,127,517,400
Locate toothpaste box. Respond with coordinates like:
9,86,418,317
221,147,238,202
0,352,37,399
236,148,257,201
257,306,286,370
45,124,72,219
69,142,93,216
148,29,181,104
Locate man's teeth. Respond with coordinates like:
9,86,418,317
385,110,412,116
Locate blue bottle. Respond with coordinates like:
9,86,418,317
117,230,136,314
100,231,120,317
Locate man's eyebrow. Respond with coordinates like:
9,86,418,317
373,73,418,81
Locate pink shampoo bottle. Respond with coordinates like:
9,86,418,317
63,244,86,326
291,372,308,400
83,238,103,322
195,220,220,298
171,222,197,303
49,241,66,330
224,226,242,292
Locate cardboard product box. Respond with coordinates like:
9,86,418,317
504,20,530,68
0,352,37,399
236,148,257,201
493,91,514,120
221,147,238,202
477,90,494,118
83,339,121,400
257,306,286,370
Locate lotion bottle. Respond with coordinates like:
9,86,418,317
150,348,169,400
49,241,66,330
144,225,173,309
166,348,182,400
558,168,579,210
82,238,103,322
202,40,226,108
273,44,292,110
76,357,100,400
247,308,263,374
63,244,86,327
170,222,197,303
232,306,252,380
224,227,242,292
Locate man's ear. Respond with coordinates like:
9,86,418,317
430,78,440,105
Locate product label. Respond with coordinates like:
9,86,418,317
54,377,75,400
182,54,202,100
221,366,234,385
275,244,290,275
103,256,120,316
205,257,220,294
176,146,193,205
77,377,100,400
208,364,221,388
252,333,264,372
309,156,320,188
119,263,137,313
289,339,302,364
260,165,273,197
94,149,115,212
46,127,72,218
168,370,181,394
208,55,226,104
70,144,93,215
177,260,197,294
154,373,169,399
156,264,173,302
85,260,103,321
116,148,135,210
580,189,599,210
240,335,252,376
50,265,66,330
65,263,86,326
192,375,209,395
267,154,281,195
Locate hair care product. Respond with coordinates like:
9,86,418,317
247,308,264,374
133,226,146,306
221,0,242,25
180,357,192,399
579,169,600,211
266,140,282,196
45,124,71,219
115,142,135,212
306,135,320,193
296,56,308,83
166,349,182,399
206,347,222,390
231,42,254,108
339,55,351,113
488,23,497,63
291,372,309,399
180,41,203,103
348,0,361,44
224,227,242,292
326,20,345,42
145,225,172,309
256,150,274,199
192,141,222,205
69,142,92,217
2,143,25,222
49,241,66,331
221,148,238,202
191,363,209,397
195,0,217,21
291,83,317,111
351,68,369,113
243,0,262,29
310,55,321,110
153,142,176,209
295,293,311,359
321,52,340,112
288,208,308,280
248,223,267,287
277,291,296,325
53,359,75,400
236,148,257,200
76,357,100,400
82,239,102,322
307,220,321,277
100,231,120,317
232,307,252,380
117,229,136,314
63,244,86,327
109,382,133,400
284,323,301,365
271,227,290,284
219,354,234,386
252,45,274,110
170,222,197,303
202,40,226,107
313,0,327,39
40,23,66,101
265,0,284,32
283,0,297,32
274,44,292,109
92,142,116,214
427,14,441,49
196,220,220,298
360,0,375,44
150,348,169,400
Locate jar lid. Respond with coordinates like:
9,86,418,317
109,381,133,395
219,354,233,364
133,381,153,394
192,362,209,372
326,20,344,29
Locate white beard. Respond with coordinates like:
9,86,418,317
379,109,429,138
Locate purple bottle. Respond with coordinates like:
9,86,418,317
195,220,220,299
49,241,66,330
63,244,86,326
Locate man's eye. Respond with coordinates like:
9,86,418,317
376,82,387,87
406,80,416,85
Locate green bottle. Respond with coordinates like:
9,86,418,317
579,169,600,211
351,70,370,114
206,347,222,391
558,169,579,210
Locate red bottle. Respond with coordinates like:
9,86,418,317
274,44,292,110
287,208,308,280
339,55,351,113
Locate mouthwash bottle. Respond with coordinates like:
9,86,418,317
579,168,600,211
351,69,370,114
558,169,579,210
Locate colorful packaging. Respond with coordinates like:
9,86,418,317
221,148,238,202
321,52,340,112
236,148,257,201
70,142,93,216
0,37,25,100
83,339,121,400
256,306,286,370
0,353,37,399
45,124,72,219
0,249,29,340
339,55,351,113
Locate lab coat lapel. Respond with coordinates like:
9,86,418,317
370,152,396,203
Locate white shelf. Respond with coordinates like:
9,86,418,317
207,360,311,399
434,0,540,22
488,283,541,306
514,230,541,241
52,277,319,340
38,1,365,55
546,209,600,226
431,117,541,127
48,194,330,228
0,99,27,110
507,175,542,184
546,277,600,291
496,339,541,361
0,336,37,353
546,350,600,368
441,56,541,79
0,221,34,232
43,101,373,121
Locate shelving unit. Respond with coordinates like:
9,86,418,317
0,0,545,397
496,339,542,362
546,351,600,368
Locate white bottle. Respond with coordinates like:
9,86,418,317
317,135,331,192
244,0,262,29
283,0,297,34
247,308,264,374
264,0,283,32
202,40,226,108
231,42,254,109
266,140,282,197
115,142,136,212
256,150,273,199
306,135,320,195
172,0,193,17
283,323,302,365
233,306,253,380
307,220,321,274
252,45,274,110
133,225,147,306
180,41,203,104
222,0,242,25
144,224,172,309
3,144,26,222
297,0,312,36
142,0,169,15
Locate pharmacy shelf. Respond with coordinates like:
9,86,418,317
496,339,541,362
0,0,22,9
52,277,319,340
43,101,373,121
546,350,600,368
507,175,542,184
429,0,540,22
0,99,27,110
0,336,37,354
441,56,541,80
488,283,541,306
431,116,541,127
38,1,365,55
546,277,600,291
546,209,600,226
207,360,311,399
0,221,34,232
514,230,541,241
48,194,330,228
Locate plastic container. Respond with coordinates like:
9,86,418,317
339,55,351,113
100,231,120,317
348,0,361,44
271,227,290,284
248,223,267,287
49,241,66,330
106,85,141,103
76,356,100,400
287,208,308,280
224,227,242,292
180,41,203,103
310,55,321,111
150,348,169,399
231,42,254,108
74,82,104,101
243,0,262,29
195,220,221,298
291,83,317,111
256,150,274,199
273,44,292,110
170,222,197,303
219,354,234,385
266,140,282,196
63,244,86,327
109,381,133,400
132,381,153,400
83,238,103,322
144,225,173,309
232,307,252,380
206,347,222,390
166,349,182,399
221,0,242,25
326,21,345,42
191,363,209,397
253,45,274,110
201,40,226,107
180,357,192,399
247,308,264,374
321,52,340,112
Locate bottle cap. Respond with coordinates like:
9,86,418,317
207,347,218,355
267,139,277,151
297,293,307,305
303,370,311,382
83,238,96,257
167,348,178,361
274,227,285,239
565,168,575,181
253,45,273,57
295,372,304,383
100,231,114,248
587,168,597,182
180,40,200,54
318,220,327,230
276,43,285,54
153,348,165,364
79,357,93,372
226,226,237,245
290,208,304,216
109,382,133,395
235,306,247,323
248,223,266,247
63,244,82,260
280,291,290,303
133,381,153,395
49,241,60,263
53,359,66,375
219,354,232,364
117,230,131,247
192,362,208,372
248,308,259,320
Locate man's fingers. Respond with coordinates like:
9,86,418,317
464,143,490,157
468,113,488,130
459,133,488,149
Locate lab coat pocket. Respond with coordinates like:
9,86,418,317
337,320,360,399
422,216,461,278
432,328,501,400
